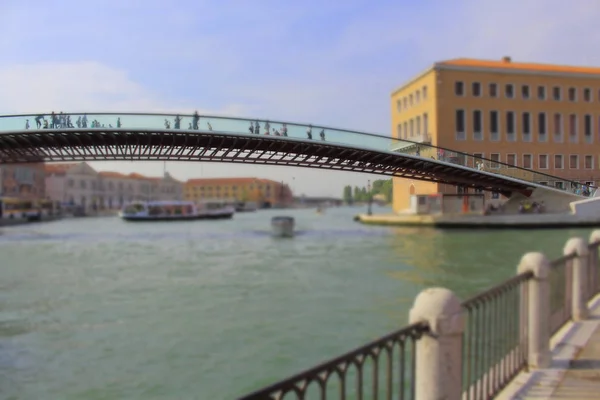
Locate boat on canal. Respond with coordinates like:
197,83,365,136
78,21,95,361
119,200,234,222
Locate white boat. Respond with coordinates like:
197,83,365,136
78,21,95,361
119,200,234,222
271,216,295,237
234,201,258,212
196,200,236,219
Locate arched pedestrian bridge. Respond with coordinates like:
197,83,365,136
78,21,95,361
0,112,591,198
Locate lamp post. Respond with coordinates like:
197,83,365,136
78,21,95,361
367,179,373,216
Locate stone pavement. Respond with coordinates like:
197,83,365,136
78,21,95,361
497,296,600,399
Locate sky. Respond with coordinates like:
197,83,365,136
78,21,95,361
1,0,599,197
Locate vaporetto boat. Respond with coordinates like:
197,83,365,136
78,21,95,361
119,200,235,222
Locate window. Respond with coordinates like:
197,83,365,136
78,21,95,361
521,85,530,99
553,113,563,142
505,84,514,98
455,109,466,140
403,97,407,108
538,112,547,142
489,83,497,97
415,91,421,103
554,154,563,169
473,110,482,140
584,88,592,102
409,94,414,105
396,124,402,138
585,114,593,143
552,86,561,101
416,116,421,135
539,154,548,169
537,86,546,100
585,155,594,169
396,100,402,112
490,111,499,141
403,122,407,138
455,81,464,96
555,181,565,190
422,86,428,99
506,111,515,141
523,154,533,169
522,112,531,141
507,154,517,168
569,154,579,169
410,119,414,136
472,82,481,97
490,153,500,169
568,87,577,102
423,113,428,135
569,114,577,143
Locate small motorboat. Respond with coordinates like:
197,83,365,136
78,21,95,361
271,216,295,238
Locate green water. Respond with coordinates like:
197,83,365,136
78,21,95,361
0,207,593,399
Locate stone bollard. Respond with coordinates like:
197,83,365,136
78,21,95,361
564,237,589,321
517,252,551,369
409,287,464,400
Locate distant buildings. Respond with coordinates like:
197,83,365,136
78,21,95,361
0,163,46,200
184,177,294,207
44,162,183,211
39,162,294,211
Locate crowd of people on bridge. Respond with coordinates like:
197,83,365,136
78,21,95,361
24,111,328,142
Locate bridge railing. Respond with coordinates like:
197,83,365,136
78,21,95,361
0,112,593,195
237,230,600,400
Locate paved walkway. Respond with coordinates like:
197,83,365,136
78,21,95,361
497,296,600,399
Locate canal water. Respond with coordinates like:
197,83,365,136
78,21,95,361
0,207,594,399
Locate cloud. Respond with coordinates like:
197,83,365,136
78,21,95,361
0,61,248,116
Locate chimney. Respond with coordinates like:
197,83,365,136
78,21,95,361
502,56,512,63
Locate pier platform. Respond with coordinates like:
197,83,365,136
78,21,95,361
354,212,600,229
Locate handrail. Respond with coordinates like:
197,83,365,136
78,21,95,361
0,112,593,190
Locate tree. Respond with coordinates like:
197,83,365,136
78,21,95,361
342,185,353,204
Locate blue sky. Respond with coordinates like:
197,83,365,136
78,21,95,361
1,0,599,196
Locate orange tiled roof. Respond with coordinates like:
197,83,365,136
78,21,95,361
438,57,600,75
45,163,77,174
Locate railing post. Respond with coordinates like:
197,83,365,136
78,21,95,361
589,230,600,295
517,252,551,369
409,288,464,400
564,237,589,320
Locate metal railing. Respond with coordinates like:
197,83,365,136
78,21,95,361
461,272,531,399
238,231,600,400
0,112,593,194
238,322,429,400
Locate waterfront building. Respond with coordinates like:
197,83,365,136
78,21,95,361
391,56,600,212
45,162,184,211
0,163,46,200
184,177,293,207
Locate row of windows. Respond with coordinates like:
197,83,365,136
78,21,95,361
455,110,596,143
454,81,600,102
475,152,596,170
397,113,429,139
185,185,273,192
396,86,429,112
66,178,178,193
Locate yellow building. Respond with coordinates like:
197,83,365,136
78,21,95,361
184,177,293,207
391,56,600,212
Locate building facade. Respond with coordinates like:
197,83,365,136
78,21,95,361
45,162,184,211
184,177,294,207
0,163,46,200
391,56,600,212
